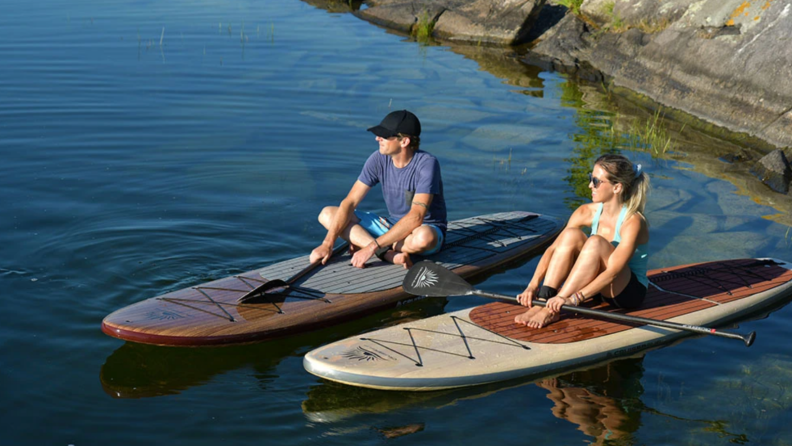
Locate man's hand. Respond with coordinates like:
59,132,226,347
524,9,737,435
310,243,333,265
350,244,376,268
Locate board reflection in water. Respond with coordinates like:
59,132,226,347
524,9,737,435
100,296,451,398
301,356,643,428
99,342,295,399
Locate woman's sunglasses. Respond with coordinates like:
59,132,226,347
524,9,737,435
588,173,610,188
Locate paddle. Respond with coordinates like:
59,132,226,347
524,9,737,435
402,260,756,347
238,241,350,303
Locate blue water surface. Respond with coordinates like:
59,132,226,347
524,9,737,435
2,0,792,445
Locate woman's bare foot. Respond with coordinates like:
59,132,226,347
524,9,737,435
515,306,544,325
527,307,560,329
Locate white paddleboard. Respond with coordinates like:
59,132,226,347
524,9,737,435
304,258,792,390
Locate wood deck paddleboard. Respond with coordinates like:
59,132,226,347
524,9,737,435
304,258,792,391
101,211,563,346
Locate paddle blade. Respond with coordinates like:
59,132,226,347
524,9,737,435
238,279,288,303
402,261,473,297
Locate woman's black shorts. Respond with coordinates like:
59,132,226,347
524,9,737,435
593,272,647,309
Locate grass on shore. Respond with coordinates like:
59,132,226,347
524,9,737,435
601,1,671,33
411,11,436,43
557,0,584,15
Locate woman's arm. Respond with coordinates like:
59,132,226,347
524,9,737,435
517,204,594,306
579,213,645,299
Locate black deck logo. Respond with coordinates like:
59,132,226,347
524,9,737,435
342,346,394,362
410,266,438,289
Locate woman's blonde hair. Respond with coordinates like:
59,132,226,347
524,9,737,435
595,154,650,218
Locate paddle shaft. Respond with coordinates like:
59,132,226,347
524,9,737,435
471,290,756,347
289,241,350,284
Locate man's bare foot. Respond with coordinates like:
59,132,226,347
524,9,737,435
526,307,560,329
392,252,412,269
515,306,544,326
373,249,412,269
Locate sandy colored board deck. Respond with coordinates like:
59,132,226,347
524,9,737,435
101,211,563,346
303,258,792,391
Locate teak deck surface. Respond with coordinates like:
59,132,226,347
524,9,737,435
470,259,792,344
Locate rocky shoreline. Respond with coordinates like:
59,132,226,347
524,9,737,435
521,0,792,195
306,0,792,200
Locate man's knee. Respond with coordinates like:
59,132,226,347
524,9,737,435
318,206,337,228
410,227,438,252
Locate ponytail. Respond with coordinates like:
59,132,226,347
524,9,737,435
624,168,649,218
594,154,650,220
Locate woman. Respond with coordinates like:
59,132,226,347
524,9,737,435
515,154,650,328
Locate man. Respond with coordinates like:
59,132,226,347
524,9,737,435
310,110,447,269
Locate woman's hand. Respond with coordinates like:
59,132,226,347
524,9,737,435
517,284,538,307
546,295,572,313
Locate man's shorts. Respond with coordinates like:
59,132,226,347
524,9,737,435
353,210,444,256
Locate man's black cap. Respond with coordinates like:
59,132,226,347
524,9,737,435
367,110,421,138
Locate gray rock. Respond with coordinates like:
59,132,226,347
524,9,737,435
750,149,792,194
580,0,690,28
356,0,545,45
719,150,754,164
302,0,363,13
525,0,792,148
355,2,445,33
523,13,591,73
343,0,791,150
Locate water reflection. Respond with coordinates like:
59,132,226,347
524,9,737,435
538,359,755,444
447,44,546,97
301,357,646,431
302,357,649,444
537,360,644,445
99,297,449,398
556,78,792,225
302,0,363,13
557,79,621,210
100,341,292,399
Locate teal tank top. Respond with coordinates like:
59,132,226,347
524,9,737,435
591,203,649,287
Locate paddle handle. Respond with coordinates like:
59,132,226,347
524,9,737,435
472,290,756,347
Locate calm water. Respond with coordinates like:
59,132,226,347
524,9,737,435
2,0,792,444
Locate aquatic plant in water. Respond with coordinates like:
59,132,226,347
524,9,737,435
559,80,679,209
630,108,679,156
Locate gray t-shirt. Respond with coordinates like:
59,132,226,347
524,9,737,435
358,150,447,233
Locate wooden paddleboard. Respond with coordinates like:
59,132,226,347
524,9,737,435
304,258,792,391
102,211,563,346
